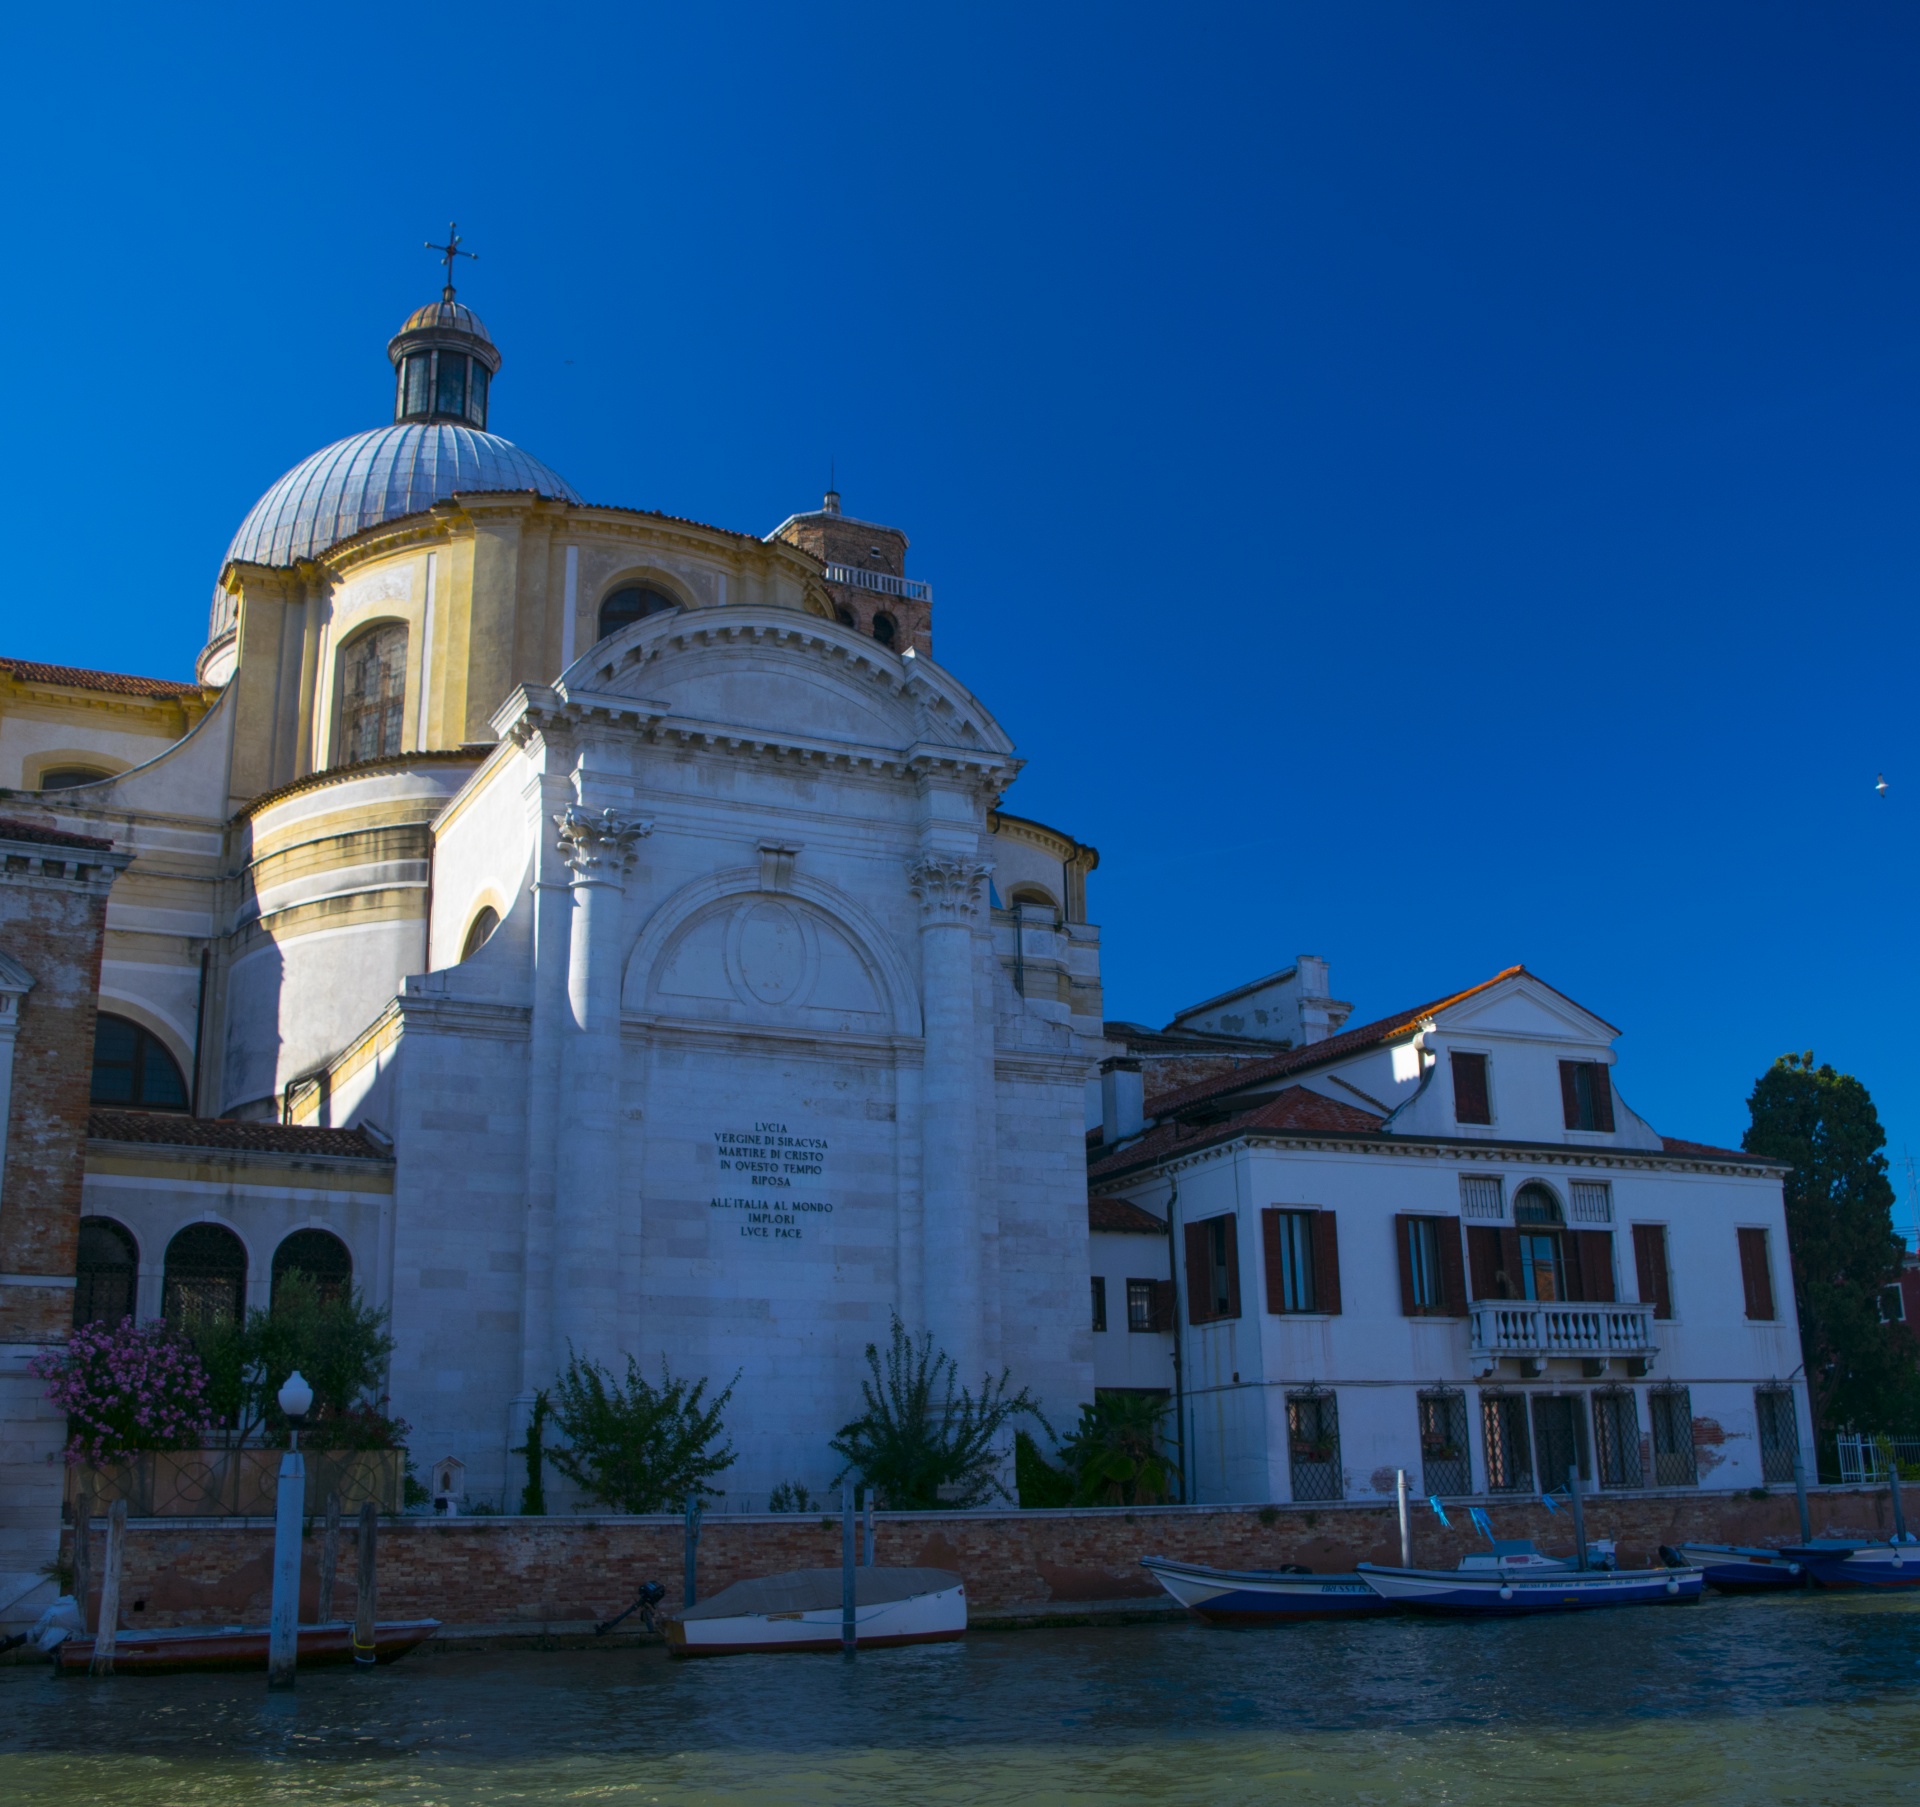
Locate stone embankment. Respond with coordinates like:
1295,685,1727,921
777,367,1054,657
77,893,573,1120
46,1483,1918,1642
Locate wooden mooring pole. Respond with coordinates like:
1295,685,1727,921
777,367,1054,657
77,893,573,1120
841,1481,856,1657
1395,1469,1411,1566
353,1502,378,1665
318,1492,341,1624
71,1475,94,1630
89,1500,126,1678
1792,1445,1813,1544
1568,1466,1588,1570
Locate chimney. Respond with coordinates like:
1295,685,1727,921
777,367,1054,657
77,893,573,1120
1101,1060,1144,1144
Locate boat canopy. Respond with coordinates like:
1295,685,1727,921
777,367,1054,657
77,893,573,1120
679,1567,961,1621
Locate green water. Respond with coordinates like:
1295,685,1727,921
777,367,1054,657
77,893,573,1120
3,1595,1918,1804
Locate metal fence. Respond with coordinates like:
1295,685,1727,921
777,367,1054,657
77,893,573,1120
1834,1433,1920,1484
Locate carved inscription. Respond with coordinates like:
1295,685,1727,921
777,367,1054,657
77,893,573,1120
710,1119,832,1243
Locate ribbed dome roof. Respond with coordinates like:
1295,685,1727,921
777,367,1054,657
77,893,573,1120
224,423,580,569
396,298,492,341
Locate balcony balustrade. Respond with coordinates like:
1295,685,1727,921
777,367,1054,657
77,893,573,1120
1468,1298,1658,1378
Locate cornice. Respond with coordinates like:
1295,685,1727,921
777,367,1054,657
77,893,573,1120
235,748,492,823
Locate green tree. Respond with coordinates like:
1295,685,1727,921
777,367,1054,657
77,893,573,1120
511,1388,551,1515
1058,1392,1176,1505
830,1315,1048,1508
547,1351,737,1513
1014,1429,1074,1507
1743,1051,1920,1440
190,1274,402,1449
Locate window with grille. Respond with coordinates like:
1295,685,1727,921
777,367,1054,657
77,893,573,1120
1592,1389,1643,1489
90,1013,188,1111
1481,1392,1533,1492
1459,1175,1505,1220
1091,1276,1107,1332
1451,1051,1491,1124
1649,1387,1696,1487
1531,1395,1590,1490
1570,1182,1612,1224
272,1229,352,1309
1126,1279,1160,1334
1418,1390,1472,1496
1755,1387,1798,1485
1286,1391,1343,1502
74,1218,138,1328
339,623,408,763
163,1222,247,1330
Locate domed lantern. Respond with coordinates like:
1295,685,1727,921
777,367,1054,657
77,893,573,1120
388,293,501,430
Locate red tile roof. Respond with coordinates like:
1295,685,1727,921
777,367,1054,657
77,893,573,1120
0,818,115,851
1141,969,1526,1118
1090,1085,1385,1180
1089,1194,1166,1233
88,1111,390,1160
0,657,202,699
1659,1135,1779,1165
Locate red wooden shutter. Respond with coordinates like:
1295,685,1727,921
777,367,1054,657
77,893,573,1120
1451,1052,1491,1125
1312,1210,1342,1315
1183,1220,1211,1324
1221,1214,1242,1319
1438,1217,1468,1315
1393,1214,1418,1316
1559,1061,1581,1129
1590,1066,1614,1131
1737,1228,1775,1320
1574,1230,1615,1302
1467,1225,1503,1301
1261,1208,1284,1315
1498,1227,1524,1299
1631,1224,1671,1318
1151,1280,1176,1333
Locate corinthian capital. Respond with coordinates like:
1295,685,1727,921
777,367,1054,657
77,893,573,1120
554,806,653,879
908,852,993,923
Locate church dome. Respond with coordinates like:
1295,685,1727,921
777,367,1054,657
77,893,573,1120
394,298,492,342
225,424,580,569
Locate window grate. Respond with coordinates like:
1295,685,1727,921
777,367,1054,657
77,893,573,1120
1286,1391,1343,1502
1570,1182,1613,1224
1755,1387,1797,1485
1649,1386,1696,1487
1481,1392,1532,1492
1419,1390,1473,1496
1592,1388,1643,1488
1460,1175,1505,1220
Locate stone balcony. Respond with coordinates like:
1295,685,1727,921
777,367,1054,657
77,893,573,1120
1468,1299,1658,1380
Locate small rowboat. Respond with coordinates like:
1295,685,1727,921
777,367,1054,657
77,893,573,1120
53,1619,440,1675
1358,1541,1701,1614
1140,1555,1395,1622
1779,1539,1920,1589
1661,1542,1805,1592
664,1567,964,1658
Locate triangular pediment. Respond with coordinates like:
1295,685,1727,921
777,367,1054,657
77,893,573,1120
1435,971,1617,1046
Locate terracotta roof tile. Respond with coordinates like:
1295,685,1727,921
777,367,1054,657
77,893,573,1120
1089,1194,1166,1233
0,818,115,851
88,1110,390,1160
1659,1135,1780,1165
1089,1085,1384,1179
0,657,201,699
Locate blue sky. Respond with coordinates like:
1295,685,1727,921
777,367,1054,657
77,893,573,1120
5,3,1920,1222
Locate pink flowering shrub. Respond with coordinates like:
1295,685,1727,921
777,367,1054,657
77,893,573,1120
31,1317,213,1466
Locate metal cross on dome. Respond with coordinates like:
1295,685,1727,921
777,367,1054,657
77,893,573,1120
425,222,477,299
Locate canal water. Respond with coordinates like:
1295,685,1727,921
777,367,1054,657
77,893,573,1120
3,1594,1918,1805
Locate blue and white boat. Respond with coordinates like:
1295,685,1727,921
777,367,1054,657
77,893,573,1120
1140,1555,1396,1622
1357,1540,1701,1613
1659,1542,1805,1592
1778,1538,1920,1589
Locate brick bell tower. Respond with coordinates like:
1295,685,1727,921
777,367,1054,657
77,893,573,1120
771,489,933,661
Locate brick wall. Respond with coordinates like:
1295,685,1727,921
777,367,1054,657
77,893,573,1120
62,1483,1920,1635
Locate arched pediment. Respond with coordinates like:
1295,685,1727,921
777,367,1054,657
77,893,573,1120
623,866,919,1037
559,607,1014,761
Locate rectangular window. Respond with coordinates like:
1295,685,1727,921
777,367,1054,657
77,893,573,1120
1755,1387,1798,1484
1631,1223,1673,1318
404,351,431,414
1881,1284,1908,1324
1570,1182,1612,1224
1451,1051,1492,1124
1286,1392,1342,1502
1481,1392,1533,1492
1531,1394,1590,1489
1737,1227,1776,1320
1518,1230,1563,1302
1126,1279,1154,1333
1418,1390,1473,1496
1592,1389,1643,1489
467,360,489,425
1184,1216,1241,1324
1263,1210,1317,1313
435,350,468,417
1396,1214,1466,1316
1559,1060,1616,1132
1459,1174,1505,1220
1091,1276,1107,1333
1649,1387,1696,1487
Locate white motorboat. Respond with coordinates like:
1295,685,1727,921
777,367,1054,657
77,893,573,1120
664,1566,965,1658
1357,1539,1702,1613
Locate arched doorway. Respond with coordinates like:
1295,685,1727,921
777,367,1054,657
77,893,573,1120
73,1218,138,1327
163,1223,247,1329
272,1229,353,1308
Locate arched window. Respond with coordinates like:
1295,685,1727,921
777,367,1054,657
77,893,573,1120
1007,885,1059,914
598,585,679,640
74,1218,138,1328
91,1014,188,1111
1512,1184,1564,1303
1513,1183,1563,1226
871,611,898,649
39,766,112,791
339,623,408,763
163,1223,247,1329
272,1229,352,1309
460,906,500,961
834,606,856,627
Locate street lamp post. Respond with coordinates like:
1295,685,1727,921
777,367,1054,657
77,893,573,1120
268,1370,314,1690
